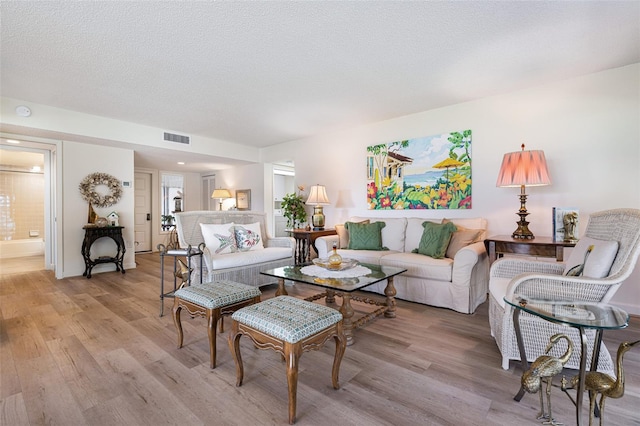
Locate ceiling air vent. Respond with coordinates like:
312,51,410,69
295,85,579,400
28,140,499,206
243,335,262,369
163,132,190,145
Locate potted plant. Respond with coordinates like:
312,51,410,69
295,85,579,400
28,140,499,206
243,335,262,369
281,187,307,229
161,214,175,225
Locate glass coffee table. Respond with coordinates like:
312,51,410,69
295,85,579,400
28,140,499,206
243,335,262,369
261,263,407,345
505,295,629,426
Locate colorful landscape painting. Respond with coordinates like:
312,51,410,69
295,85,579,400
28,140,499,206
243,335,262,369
366,130,472,209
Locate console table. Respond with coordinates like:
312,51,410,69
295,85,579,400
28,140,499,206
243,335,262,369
505,295,629,426
485,235,575,264
287,228,337,264
81,225,126,279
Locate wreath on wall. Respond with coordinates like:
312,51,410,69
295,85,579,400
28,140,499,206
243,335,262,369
79,172,122,208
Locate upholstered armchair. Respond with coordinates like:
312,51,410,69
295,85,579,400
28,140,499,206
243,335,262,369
488,208,640,374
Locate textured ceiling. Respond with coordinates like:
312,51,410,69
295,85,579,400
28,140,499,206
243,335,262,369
1,2,639,168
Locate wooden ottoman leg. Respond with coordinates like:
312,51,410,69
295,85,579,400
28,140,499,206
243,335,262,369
228,320,244,386
207,308,222,369
331,322,346,390
284,342,301,425
172,299,184,349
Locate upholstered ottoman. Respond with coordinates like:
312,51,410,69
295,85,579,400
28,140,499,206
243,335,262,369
173,280,261,368
228,296,346,424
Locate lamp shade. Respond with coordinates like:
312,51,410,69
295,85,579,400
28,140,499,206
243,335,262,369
211,188,232,199
496,145,551,187
306,185,330,205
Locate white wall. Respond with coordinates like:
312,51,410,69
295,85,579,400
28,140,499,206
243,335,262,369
62,141,135,276
260,64,640,314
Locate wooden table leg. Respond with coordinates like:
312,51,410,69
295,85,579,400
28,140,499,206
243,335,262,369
325,289,336,304
384,276,397,318
339,293,355,346
276,278,288,296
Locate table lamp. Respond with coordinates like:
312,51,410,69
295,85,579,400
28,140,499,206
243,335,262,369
496,144,551,240
211,188,232,211
306,185,330,230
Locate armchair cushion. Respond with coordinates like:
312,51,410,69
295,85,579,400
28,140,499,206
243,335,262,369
412,221,457,259
346,221,387,250
563,236,619,278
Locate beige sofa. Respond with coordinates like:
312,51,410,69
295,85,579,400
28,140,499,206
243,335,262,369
175,211,294,286
315,217,489,314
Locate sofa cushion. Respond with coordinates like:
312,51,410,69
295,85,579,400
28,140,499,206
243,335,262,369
200,223,238,255
346,221,387,250
381,252,453,282
209,247,291,269
349,217,407,252
336,219,369,249
234,222,264,252
412,221,457,259
446,228,483,259
405,218,440,252
337,249,399,265
563,236,619,278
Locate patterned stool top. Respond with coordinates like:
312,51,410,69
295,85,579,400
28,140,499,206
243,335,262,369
232,296,343,343
174,280,260,309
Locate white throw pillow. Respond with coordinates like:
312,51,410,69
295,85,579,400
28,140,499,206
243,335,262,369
234,222,264,252
200,223,238,255
563,236,619,278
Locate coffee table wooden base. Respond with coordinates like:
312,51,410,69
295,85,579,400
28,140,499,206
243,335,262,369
275,276,397,346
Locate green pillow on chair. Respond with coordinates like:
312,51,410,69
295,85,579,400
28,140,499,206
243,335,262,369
412,221,457,259
346,221,387,250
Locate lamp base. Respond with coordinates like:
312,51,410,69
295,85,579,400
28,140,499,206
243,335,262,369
512,191,535,239
311,205,325,231
512,214,535,240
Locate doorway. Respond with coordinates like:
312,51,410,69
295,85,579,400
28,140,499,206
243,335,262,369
0,141,56,276
134,171,152,252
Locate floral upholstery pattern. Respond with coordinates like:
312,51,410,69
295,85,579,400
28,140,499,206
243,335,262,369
232,296,343,343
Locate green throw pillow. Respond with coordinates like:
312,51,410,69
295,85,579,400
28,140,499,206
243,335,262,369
346,221,387,250
412,221,457,259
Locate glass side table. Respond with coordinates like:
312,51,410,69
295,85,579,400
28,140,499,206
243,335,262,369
504,295,629,426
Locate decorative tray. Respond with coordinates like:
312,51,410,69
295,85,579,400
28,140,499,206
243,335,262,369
312,258,359,271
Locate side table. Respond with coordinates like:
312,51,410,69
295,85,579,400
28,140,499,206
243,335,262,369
485,235,575,264
157,243,204,316
287,228,337,264
81,225,126,278
504,295,629,426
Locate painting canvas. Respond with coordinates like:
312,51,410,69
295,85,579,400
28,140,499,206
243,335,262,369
366,130,472,209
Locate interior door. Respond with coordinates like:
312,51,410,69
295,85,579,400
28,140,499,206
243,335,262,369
134,172,152,252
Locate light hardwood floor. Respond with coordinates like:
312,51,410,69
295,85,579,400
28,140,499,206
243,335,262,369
1,253,638,425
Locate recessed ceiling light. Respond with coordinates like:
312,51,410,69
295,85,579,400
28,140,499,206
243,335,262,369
6,139,20,144
177,161,185,165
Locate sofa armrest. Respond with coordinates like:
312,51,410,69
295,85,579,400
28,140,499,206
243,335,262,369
316,235,340,258
452,241,486,285
450,241,490,313
265,236,295,249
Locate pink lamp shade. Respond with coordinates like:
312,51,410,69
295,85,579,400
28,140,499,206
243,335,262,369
496,145,551,187
496,144,551,240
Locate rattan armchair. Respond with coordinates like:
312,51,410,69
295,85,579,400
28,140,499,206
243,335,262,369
488,208,640,374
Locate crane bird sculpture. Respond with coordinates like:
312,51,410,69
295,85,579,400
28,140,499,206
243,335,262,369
521,333,573,425
569,339,640,426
